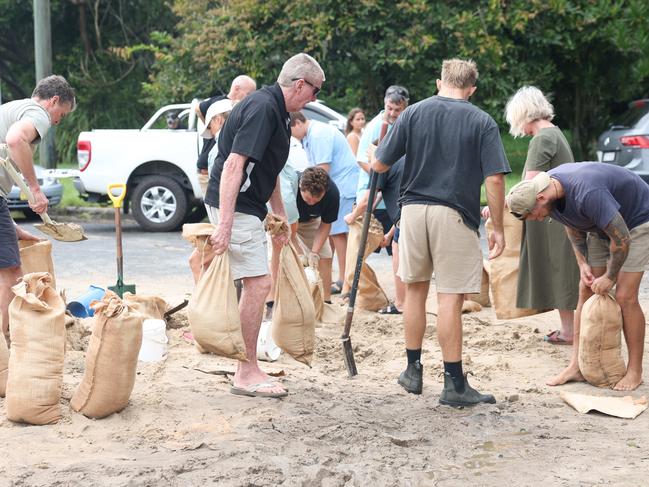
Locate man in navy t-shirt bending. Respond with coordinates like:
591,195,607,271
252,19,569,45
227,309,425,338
204,53,325,399
507,162,649,391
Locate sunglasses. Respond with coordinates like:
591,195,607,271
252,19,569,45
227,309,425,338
292,78,321,97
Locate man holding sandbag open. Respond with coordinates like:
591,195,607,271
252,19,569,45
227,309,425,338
0,75,75,339
204,53,325,398
506,162,649,391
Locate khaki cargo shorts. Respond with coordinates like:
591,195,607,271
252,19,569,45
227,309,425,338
398,204,482,293
206,205,268,280
587,220,649,272
296,218,333,258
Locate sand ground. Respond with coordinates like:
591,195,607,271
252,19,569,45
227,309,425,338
1,245,649,486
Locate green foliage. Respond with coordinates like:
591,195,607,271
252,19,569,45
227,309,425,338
2,0,649,166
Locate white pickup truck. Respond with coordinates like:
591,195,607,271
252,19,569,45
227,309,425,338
75,100,345,231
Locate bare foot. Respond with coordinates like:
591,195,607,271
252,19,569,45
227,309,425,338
613,371,643,391
546,364,585,386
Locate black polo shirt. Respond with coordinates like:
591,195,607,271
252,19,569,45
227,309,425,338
376,157,404,224
204,83,290,220
297,177,340,223
196,95,226,171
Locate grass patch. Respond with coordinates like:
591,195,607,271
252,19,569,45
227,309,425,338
58,162,98,207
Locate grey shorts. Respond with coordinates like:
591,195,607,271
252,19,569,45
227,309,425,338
587,220,649,272
0,197,20,269
205,205,269,280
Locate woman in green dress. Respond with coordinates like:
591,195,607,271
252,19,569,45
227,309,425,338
505,86,580,345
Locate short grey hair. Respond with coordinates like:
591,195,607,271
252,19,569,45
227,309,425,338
32,75,76,110
277,53,325,87
505,86,555,137
384,85,409,105
441,58,478,89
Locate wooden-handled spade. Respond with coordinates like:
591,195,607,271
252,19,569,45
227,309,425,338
342,120,389,377
107,183,136,297
0,156,86,242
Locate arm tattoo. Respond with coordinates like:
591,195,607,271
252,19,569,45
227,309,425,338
565,227,588,264
603,213,631,281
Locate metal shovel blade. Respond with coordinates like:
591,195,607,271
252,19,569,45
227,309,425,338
34,219,87,242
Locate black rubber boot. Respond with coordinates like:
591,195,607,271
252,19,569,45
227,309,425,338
439,372,496,407
397,360,423,394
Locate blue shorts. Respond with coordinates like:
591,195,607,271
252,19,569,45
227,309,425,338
330,196,355,236
393,225,400,244
0,198,20,268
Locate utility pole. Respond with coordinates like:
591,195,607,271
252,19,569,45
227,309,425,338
34,0,55,168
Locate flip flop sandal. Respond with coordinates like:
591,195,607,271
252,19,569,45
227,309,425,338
330,279,343,294
230,381,288,398
378,304,402,315
544,330,573,345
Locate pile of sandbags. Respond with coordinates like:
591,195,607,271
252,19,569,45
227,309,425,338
486,213,540,319
184,224,247,361
71,291,144,418
578,294,627,388
267,215,316,366
343,215,389,312
5,272,65,425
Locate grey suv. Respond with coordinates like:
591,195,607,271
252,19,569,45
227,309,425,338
597,99,649,183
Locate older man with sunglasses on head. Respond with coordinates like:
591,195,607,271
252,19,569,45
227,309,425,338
506,162,649,391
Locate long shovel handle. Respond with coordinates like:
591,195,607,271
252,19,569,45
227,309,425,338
0,156,54,224
342,120,389,377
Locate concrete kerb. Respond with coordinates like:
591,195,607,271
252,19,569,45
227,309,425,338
50,206,135,222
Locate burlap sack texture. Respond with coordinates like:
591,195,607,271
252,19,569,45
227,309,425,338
343,215,389,312
183,224,247,361
6,272,65,425
467,260,490,307
19,239,56,289
267,215,316,366
578,294,627,388
182,223,217,283
486,214,541,319
70,291,144,418
306,262,345,326
0,332,7,397
123,292,168,321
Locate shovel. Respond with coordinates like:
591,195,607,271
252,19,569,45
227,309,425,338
107,183,136,297
342,120,389,377
0,156,87,242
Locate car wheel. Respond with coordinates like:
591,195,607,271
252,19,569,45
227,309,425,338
131,175,188,231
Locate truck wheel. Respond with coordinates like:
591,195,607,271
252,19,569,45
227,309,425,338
131,175,188,231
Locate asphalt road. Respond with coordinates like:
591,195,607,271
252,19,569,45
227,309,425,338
15,215,649,304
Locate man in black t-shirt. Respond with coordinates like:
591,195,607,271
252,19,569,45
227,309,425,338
373,59,510,406
294,167,339,302
195,75,256,196
204,53,325,399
